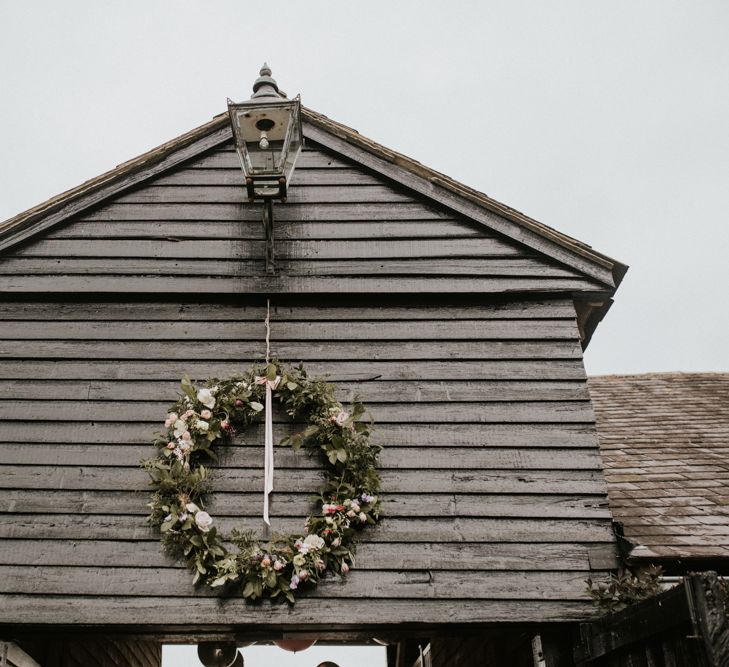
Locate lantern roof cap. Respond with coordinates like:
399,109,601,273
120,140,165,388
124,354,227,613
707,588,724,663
250,63,287,100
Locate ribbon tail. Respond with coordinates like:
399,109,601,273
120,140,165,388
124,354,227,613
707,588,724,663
263,383,274,525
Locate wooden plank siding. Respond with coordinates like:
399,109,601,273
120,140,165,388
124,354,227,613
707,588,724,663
0,298,615,628
0,142,608,296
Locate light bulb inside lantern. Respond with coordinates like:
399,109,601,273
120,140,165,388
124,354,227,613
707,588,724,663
258,132,269,150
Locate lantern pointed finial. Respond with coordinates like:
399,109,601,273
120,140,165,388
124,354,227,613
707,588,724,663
251,63,284,100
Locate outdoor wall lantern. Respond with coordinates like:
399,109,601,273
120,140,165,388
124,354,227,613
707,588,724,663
228,63,303,274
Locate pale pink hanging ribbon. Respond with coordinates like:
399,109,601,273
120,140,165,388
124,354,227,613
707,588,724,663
255,299,280,525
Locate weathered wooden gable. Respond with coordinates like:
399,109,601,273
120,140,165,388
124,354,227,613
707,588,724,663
0,135,611,296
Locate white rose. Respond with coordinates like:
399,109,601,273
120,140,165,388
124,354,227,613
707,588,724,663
196,420,209,432
173,419,187,437
196,388,215,409
195,511,213,533
303,534,325,551
185,502,200,513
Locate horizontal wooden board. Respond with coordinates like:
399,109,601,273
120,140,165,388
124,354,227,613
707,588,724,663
0,360,588,381
0,514,613,542
186,149,353,170
0,258,582,280
0,318,577,340
13,237,521,260
0,444,602,470
116,184,416,205
0,565,602,600
1,422,599,447
0,490,611,519
78,202,454,222
0,379,589,402
0,275,602,294
45,220,483,241
154,167,383,186
0,300,576,320
0,595,599,625
0,538,612,570
0,400,594,423
0,340,582,361
0,466,607,494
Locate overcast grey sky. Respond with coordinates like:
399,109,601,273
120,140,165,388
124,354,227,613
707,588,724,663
1,1,727,376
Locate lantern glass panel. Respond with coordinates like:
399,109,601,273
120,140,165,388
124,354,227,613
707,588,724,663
282,102,302,185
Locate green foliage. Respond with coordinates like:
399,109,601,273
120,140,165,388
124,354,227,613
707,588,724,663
586,565,664,613
140,361,382,603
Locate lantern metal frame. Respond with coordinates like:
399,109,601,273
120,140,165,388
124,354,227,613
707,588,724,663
227,65,303,274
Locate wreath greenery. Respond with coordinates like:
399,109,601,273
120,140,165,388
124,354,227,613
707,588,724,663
142,361,382,603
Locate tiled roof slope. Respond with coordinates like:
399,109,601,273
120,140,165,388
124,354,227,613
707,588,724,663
589,373,729,561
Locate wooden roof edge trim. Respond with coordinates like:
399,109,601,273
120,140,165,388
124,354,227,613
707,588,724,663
0,114,232,252
302,108,628,291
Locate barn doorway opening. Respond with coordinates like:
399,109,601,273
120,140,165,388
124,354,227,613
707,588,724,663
162,643,387,667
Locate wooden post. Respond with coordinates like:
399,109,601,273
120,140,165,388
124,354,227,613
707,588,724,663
685,572,729,666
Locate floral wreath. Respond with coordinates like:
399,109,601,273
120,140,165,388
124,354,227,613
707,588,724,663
142,361,382,603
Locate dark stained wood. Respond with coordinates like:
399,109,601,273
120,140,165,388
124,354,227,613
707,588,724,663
0,97,624,636
154,167,381,186
0,318,578,340
0,300,575,320
0,595,598,625
0,359,588,381
574,574,729,666
0,466,607,494
0,379,590,401
0,444,602,470
2,421,599,447
77,202,455,221
0,566,605,600
302,127,616,288
0,491,611,519
0,400,594,422
115,184,416,204
0,515,613,542
12,237,522,259
0,275,607,294
45,220,481,240
0,124,233,254
0,142,610,297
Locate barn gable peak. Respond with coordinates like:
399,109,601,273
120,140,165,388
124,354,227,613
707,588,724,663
0,96,626,341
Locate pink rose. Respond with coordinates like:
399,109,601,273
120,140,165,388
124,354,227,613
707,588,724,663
273,560,285,571
299,569,309,581
200,409,212,419
221,421,230,430
314,559,326,571
235,399,243,407
182,431,191,441
346,510,356,519
166,442,175,450
332,537,342,547
261,557,271,568
359,512,367,523
341,562,349,574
